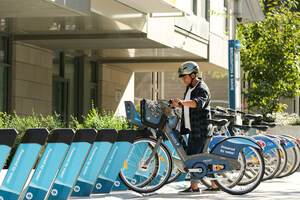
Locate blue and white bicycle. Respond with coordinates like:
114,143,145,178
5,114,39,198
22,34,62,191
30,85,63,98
119,99,265,195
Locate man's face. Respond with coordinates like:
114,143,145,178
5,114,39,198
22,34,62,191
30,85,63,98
181,74,192,86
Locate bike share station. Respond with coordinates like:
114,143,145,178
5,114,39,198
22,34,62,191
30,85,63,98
0,98,299,199
0,100,189,200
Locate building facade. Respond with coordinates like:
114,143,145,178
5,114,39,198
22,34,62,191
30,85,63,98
2,0,290,122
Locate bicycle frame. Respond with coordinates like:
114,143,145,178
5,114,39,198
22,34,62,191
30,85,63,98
139,99,262,179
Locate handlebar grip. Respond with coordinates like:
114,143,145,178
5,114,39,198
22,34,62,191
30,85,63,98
178,102,183,106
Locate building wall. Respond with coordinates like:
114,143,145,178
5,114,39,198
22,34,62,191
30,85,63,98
204,71,229,108
12,42,52,116
99,64,134,116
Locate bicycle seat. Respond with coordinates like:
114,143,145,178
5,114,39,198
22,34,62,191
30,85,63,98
251,125,268,132
214,114,235,122
227,108,236,114
260,122,277,128
236,110,246,115
206,119,228,126
233,124,251,132
216,107,228,114
244,114,263,120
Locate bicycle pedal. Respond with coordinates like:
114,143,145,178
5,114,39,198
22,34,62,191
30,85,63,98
188,168,203,173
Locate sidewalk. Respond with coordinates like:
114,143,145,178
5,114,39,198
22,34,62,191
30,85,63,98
74,171,300,200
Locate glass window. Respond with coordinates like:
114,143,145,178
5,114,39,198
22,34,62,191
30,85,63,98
0,67,7,112
52,78,69,122
193,0,198,15
0,35,9,112
64,54,77,117
88,61,98,109
52,52,79,122
52,52,61,76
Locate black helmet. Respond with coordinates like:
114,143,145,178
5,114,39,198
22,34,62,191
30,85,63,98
178,61,199,78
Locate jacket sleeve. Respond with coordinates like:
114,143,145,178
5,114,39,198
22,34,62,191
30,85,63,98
191,88,210,111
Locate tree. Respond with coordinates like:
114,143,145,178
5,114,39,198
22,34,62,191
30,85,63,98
237,0,300,116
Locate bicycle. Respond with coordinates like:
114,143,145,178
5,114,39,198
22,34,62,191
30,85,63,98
119,99,265,195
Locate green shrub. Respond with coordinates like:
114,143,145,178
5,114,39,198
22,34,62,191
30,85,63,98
70,107,138,131
0,110,65,168
1,108,138,168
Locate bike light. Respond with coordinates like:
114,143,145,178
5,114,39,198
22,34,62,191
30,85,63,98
257,140,266,150
281,138,287,145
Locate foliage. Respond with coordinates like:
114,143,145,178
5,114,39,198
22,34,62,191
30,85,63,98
0,110,65,168
0,108,137,168
237,0,300,116
70,107,137,131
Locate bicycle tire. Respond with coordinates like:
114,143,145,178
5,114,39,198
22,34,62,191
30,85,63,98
292,143,300,173
262,148,281,181
166,166,182,184
119,136,173,193
274,144,288,178
214,147,265,195
200,151,246,189
276,147,297,178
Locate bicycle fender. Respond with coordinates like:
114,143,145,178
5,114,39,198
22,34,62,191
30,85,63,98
211,136,261,160
208,136,226,150
252,135,279,152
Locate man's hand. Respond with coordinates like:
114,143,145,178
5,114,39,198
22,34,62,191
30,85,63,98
172,98,183,108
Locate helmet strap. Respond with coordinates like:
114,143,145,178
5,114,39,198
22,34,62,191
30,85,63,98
188,74,195,88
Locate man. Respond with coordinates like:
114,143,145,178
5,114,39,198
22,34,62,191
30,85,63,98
172,61,220,194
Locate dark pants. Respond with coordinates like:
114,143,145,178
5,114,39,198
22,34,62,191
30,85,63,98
185,135,207,184
186,136,206,156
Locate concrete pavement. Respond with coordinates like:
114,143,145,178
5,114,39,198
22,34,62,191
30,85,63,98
74,171,300,200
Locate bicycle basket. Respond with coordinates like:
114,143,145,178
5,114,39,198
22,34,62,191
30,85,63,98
140,99,167,130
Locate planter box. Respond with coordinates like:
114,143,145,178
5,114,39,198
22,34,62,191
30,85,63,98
266,125,300,139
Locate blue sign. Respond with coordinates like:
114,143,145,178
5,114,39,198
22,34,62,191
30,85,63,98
228,40,236,109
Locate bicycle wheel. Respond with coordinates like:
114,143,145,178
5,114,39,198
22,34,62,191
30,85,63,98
214,147,264,195
292,142,300,173
274,144,288,178
276,146,297,178
119,137,173,193
262,148,281,181
238,146,263,186
200,151,246,189
167,165,182,184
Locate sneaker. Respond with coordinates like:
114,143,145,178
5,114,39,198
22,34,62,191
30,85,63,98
178,187,200,195
201,187,221,193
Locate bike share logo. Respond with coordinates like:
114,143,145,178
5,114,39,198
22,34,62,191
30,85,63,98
74,186,80,193
51,189,58,196
169,132,181,148
203,159,212,163
95,183,102,190
131,179,137,184
25,192,33,200
114,181,120,187
267,142,273,147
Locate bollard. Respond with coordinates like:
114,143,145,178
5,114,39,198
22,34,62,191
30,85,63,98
0,129,18,171
71,129,118,197
48,129,97,200
0,128,49,200
91,130,136,194
22,129,75,200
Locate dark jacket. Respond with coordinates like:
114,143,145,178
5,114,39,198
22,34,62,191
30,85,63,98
180,79,211,141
